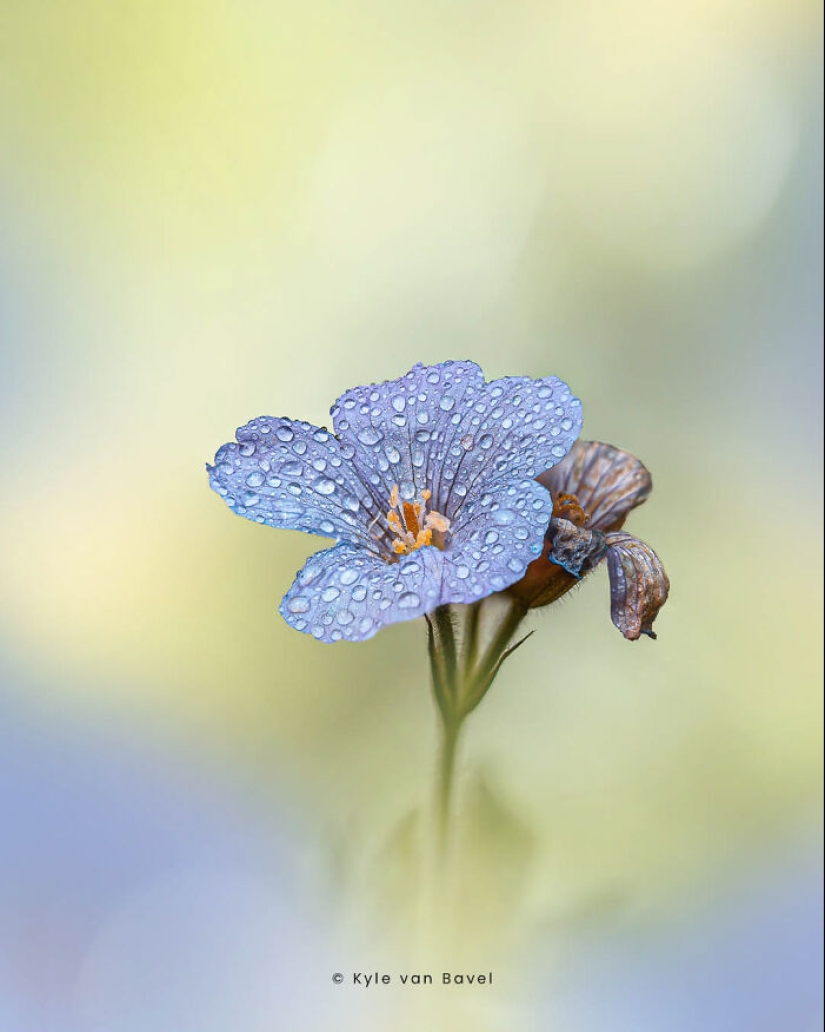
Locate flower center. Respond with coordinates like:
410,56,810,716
385,484,451,556
553,491,589,526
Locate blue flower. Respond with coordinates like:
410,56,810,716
207,361,582,642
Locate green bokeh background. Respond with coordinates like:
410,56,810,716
0,2,821,1029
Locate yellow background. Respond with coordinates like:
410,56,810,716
0,2,821,1029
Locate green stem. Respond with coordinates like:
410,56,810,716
436,711,460,855
462,598,528,715
427,598,530,861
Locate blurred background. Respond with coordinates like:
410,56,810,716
0,1,822,1029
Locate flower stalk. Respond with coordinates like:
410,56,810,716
426,598,531,859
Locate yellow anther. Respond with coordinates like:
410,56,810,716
384,483,450,557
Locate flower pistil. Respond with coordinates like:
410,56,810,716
385,484,451,556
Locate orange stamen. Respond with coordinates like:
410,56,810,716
553,492,588,527
402,501,420,537
383,483,451,557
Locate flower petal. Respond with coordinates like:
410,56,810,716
207,417,382,548
538,441,652,532
445,477,554,595
279,543,446,642
330,361,582,519
604,531,669,640
280,480,554,643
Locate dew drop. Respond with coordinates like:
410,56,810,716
398,591,420,609
276,426,294,442
340,568,359,586
314,477,336,496
357,427,382,446
321,586,341,602
287,596,310,613
245,471,265,488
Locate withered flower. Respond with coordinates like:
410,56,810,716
508,441,669,639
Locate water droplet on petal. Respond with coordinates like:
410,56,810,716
340,568,359,586
276,426,294,442
287,596,310,613
398,591,420,609
321,586,341,602
314,477,336,496
245,471,265,488
357,427,382,446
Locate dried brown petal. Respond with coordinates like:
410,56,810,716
604,531,669,640
538,441,652,532
547,517,607,578
508,517,606,609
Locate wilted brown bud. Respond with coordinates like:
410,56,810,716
506,441,669,639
